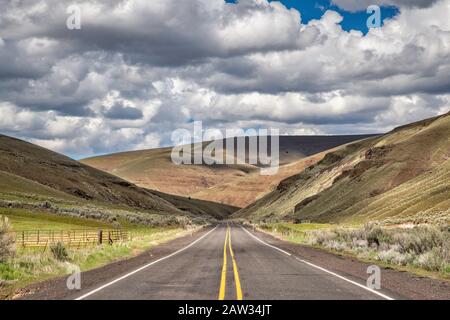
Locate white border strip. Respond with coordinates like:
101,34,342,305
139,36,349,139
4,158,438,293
294,257,394,300
75,226,218,300
241,226,291,256
241,226,394,301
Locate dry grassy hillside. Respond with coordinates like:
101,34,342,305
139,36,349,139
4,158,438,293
82,135,371,207
191,150,332,207
0,135,237,223
235,112,450,224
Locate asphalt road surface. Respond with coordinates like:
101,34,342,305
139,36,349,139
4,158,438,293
73,223,394,300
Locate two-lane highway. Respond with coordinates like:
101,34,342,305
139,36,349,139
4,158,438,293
74,223,392,300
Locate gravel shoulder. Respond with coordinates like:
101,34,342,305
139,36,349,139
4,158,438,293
252,227,450,300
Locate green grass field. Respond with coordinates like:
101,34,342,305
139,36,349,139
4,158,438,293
0,210,198,299
262,222,332,243
0,208,113,231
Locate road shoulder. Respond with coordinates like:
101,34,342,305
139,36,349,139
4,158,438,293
247,226,450,300
15,226,214,300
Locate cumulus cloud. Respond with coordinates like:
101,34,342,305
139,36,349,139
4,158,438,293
0,0,449,157
0,0,320,66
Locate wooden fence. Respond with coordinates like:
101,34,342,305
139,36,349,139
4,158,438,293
11,229,130,248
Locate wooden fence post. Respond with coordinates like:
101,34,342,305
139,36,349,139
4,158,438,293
98,230,103,245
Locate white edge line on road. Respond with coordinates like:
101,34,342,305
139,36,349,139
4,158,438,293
241,226,395,301
241,226,291,256
75,226,218,300
294,257,394,300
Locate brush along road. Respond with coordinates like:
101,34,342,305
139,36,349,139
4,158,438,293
20,223,450,300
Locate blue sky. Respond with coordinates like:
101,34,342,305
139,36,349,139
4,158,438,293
226,0,399,34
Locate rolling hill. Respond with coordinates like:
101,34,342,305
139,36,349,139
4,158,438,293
81,135,372,207
235,112,450,224
0,135,237,224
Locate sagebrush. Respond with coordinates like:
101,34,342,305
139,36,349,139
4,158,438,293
307,224,450,274
50,242,69,261
0,215,15,262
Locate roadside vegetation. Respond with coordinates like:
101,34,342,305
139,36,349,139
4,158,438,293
0,212,200,299
0,216,14,263
259,222,450,280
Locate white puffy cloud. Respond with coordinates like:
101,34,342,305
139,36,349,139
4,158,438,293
0,0,449,157
0,0,320,66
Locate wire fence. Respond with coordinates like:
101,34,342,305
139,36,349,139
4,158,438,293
11,229,130,249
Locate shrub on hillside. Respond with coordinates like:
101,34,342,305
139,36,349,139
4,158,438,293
0,216,15,262
50,242,69,261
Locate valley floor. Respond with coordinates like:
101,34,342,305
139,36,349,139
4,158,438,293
16,223,450,300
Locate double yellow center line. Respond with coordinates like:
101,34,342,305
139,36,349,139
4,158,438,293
218,225,243,300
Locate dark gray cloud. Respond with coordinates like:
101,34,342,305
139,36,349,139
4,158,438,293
1,0,319,67
104,102,143,120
